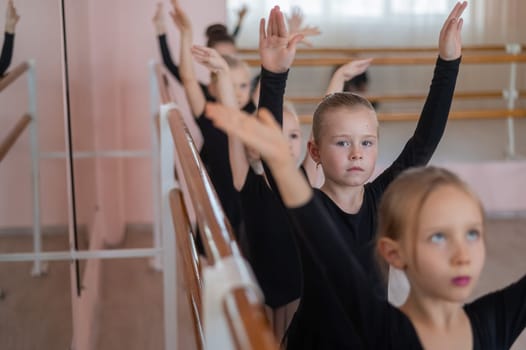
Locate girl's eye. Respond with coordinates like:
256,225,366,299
290,133,299,139
466,229,481,241
430,232,446,244
362,140,374,147
336,140,350,147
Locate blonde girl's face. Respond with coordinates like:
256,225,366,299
402,185,486,303
230,66,251,109
312,106,378,187
283,110,302,164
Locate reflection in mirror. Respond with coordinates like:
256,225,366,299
0,0,73,347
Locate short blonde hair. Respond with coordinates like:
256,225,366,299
312,92,375,143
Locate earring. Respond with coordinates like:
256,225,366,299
316,162,321,170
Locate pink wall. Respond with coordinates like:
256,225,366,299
0,0,68,228
1,0,525,235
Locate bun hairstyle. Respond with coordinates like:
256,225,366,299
205,23,235,48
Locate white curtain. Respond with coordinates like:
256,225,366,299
226,0,523,48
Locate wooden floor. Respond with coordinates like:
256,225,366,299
0,217,524,349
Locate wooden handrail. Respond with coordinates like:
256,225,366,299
0,113,31,162
0,62,30,93
238,43,523,55
288,90,516,105
167,108,278,350
243,53,526,67
299,108,526,124
170,188,205,350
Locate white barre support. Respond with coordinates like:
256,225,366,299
504,43,522,159
0,247,161,262
40,150,152,159
159,102,180,350
203,255,263,350
149,60,163,271
26,60,46,277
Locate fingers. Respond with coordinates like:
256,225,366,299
270,7,279,38
457,18,464,32
276,7,288,38
288,33,304,49
446,1,467,25
259,18,266,45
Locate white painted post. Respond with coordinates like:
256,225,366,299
27,60,46,276
159,103,179,350
149,61,163,271
504,43,521,159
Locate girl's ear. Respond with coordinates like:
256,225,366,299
307,139,321,164
377,237,406,270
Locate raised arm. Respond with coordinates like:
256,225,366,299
231,4,248,38
153,2,184,83
170,0,206,117
192,46,251,190
373,1,466,190
1,0,19,75
326,59,372,94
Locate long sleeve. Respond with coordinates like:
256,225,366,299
287,196,421,349
158,34,182,83
0,32,14,76
372,56,461,191
157,34,213,101
466,274,526,349
257,67,289,196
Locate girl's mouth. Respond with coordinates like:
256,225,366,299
451,276,471,286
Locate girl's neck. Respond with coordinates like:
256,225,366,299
320,181,365,214
400,290,472,350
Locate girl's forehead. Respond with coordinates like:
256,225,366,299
230,66,250,80
321,107,378,134
417,185,483,232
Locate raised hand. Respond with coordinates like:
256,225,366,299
170,0,192,34
287,6,303,34
259,6,304,73
336,59,372,81
326,58,372,94
438,1,467,61
287,7,320,48
152,2,165,34
191,45,228,73
5,0,20,34
237,5,248,22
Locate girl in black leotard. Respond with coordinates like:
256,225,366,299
201,61,526,350
205,3,468,348
1,0,19,77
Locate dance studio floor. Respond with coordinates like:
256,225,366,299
0,217,525,349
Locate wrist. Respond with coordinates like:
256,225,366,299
5,23,16,34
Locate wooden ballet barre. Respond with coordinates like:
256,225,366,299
299,108,526,124
0,61,30,93
0,113,31,162
288,91,510,105
170,188,205,350
238,44,522,55
167,109,278,350
244,53,526,67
